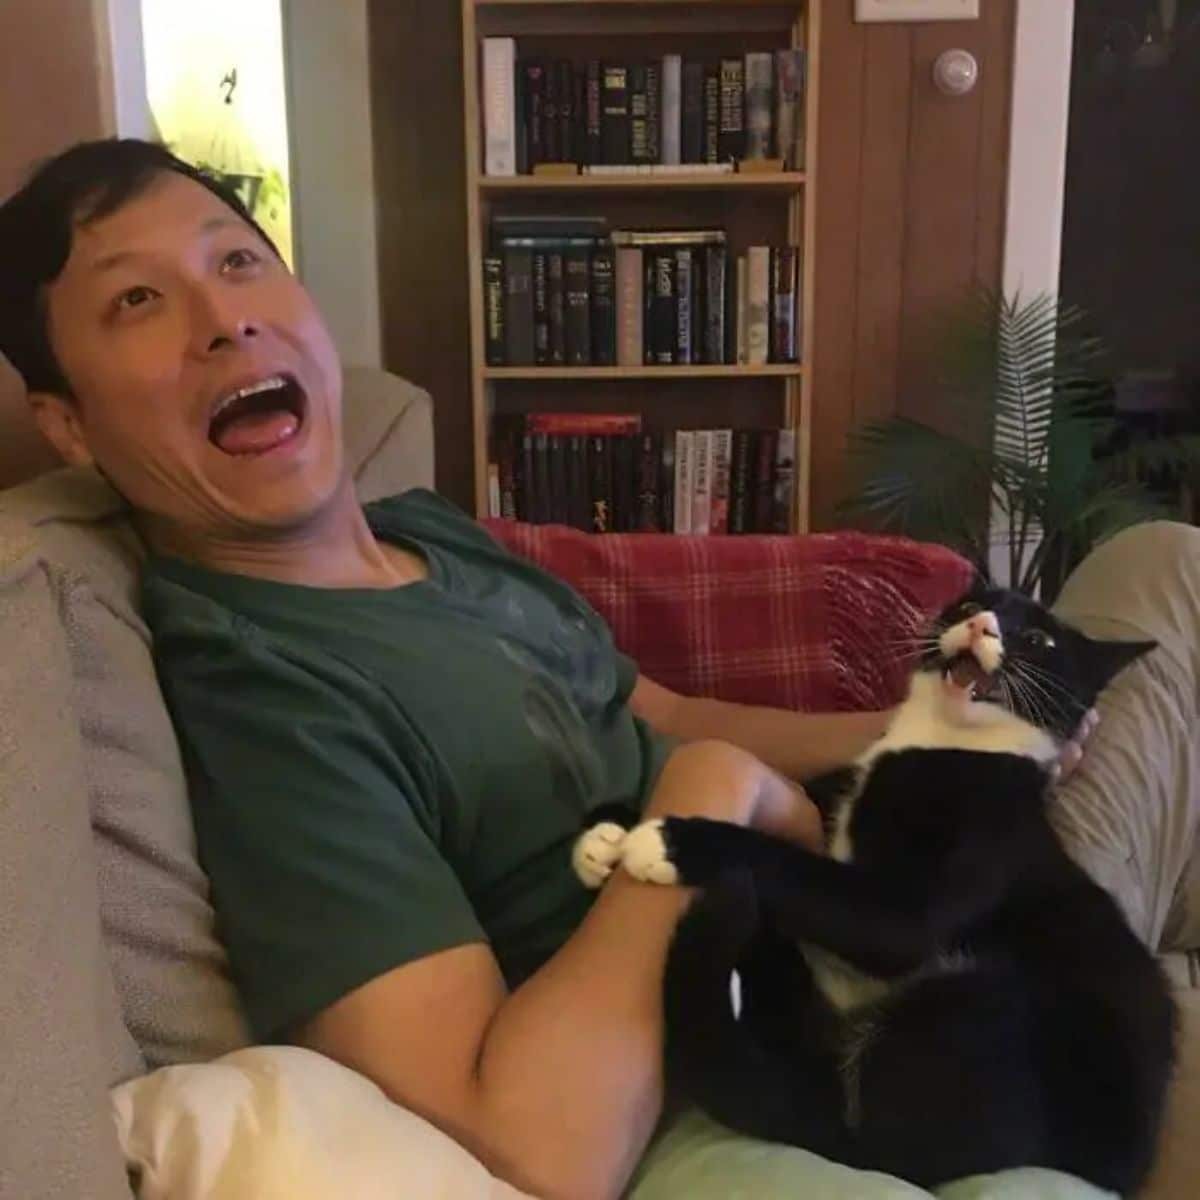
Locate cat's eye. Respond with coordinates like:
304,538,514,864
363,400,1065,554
1022,630,1056,651
959,602,983,618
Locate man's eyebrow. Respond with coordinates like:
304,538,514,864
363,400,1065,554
88,216,245,274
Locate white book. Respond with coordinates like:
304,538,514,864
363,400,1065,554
487,462,501,518
673,430,695,534
746,246,771,366
691,430,714,535
661,55,682,166
773,428,797,533
483,38,517,177
736,254,748,365
744,52,775,160
710,428,733,534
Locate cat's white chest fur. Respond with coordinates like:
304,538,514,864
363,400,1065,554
809,672,1057,1014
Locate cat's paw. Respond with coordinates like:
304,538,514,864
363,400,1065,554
572,821,628,889
621,819,680,886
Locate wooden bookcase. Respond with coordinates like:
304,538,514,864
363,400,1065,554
461,0,820,531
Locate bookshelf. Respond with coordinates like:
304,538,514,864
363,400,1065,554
461,0,819,533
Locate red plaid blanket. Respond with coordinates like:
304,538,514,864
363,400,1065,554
485,522,974,713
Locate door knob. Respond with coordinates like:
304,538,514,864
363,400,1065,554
933,49,979,96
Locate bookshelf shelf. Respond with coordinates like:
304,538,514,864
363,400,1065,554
486,364,803,380
478,171,806,193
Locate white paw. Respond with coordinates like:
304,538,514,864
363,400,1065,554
621,820,679,886
572,822,628,889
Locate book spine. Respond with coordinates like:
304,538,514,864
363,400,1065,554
752,429,777,532
589,434,613,533
704,245,727,365
710,428,732,534
548,434,569,524
744,52,774,161
519,430,535,522
523,60,547,169
548,252,565,365
745,245,771,366
544,63,561,163
771,246,799,364
660,432,676,531
557,60,574,163
649,251,677,365
602,63,630,165
487,461,501,518
691,429,713,535
729,429,753,533
567,434,590,530
572,66,586,166
496,417,519,520
718,58,746,163
703,65,720,165
682,62,705,163
526,411,641,435
735,253,748,365
675,247,693,365
775,49,806,170
629,63,650,163
534,431,552,523
673,430,695,534
771,429,796,533
483,39,517,177
645,61,661,164
585,60,603,166
533,251,551,365
661,55,682,165
635,431,662,531
503,246,535,366
484,255,505,365
692,247,703,365
612,434,636,532
615,247,643,367
591,247,617,365
564,246,591,367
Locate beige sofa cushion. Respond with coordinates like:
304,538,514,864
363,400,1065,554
0,517,137,1199
0,368,434,1075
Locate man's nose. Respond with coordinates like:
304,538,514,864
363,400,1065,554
191,287,260,354
966,613,1000,641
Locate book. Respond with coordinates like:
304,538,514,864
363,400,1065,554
660,433,676,531
492,215,608,241
682,61,705,163
548,251,566,365
661,55,682,165
703,64,720,164
533,251,550,365
745,245,771,366
771,246,799,363
753,429,777,532
495,417,520,520
548,434,569,523
702,244,726,364
589,433,613,533
582,162,733,176
615,247,643,367
775,49,806,170
710,428,733,534
635,431,663,531
691,429,714,535
556,60,575,163
735,253,748,365
613,434,636,531
675,247,693,365
585,60,603,165
729,429,754,533
744,52,774,161
718,58,746,163
533,431,553,522
523,60,547,169
591,247,617,365
484,255,505,365
503,246,535,365
602,63,631,164
525,412,641,435
648,251,677,365
629,63,650,163
771,428,796,532
564,246,591,366
487,461,501,518
567,435,590,530
645,61,661,164
519,430,535,521
544,62,561,163
611,228,726,248
673,430,695,534
483,38,517,177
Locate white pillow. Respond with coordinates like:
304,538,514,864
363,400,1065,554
111,1046,535,1200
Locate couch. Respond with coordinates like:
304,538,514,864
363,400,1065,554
0,367,1196,1199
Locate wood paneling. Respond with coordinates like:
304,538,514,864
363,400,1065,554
368,1,1016,518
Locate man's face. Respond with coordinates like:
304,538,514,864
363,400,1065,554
38,171,345,538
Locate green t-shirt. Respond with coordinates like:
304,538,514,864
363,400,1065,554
142,490,673,1040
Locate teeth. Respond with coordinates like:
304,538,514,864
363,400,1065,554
214,375,287,416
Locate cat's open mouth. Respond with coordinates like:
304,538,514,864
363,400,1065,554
943,653,1000,702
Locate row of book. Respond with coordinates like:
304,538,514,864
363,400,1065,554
487,412,797,535
482,42,807,175
486,217,802,368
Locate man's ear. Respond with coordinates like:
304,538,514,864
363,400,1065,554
28,391,94,467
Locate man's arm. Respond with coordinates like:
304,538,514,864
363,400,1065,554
297,740,804,1200
631,673,892,781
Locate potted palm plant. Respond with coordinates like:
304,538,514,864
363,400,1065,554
840,289,1200,599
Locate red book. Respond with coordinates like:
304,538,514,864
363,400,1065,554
525,411,642,435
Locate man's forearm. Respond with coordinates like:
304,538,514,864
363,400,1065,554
661,697,893,780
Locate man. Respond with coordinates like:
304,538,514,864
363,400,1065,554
1,141,1188,1200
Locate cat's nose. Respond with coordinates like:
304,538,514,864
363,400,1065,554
966,613,1000,641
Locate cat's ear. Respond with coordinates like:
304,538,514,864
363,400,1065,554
1081,635,1157,692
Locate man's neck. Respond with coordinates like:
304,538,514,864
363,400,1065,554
138,488,429,590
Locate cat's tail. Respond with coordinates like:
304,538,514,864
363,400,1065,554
663,870,850,1155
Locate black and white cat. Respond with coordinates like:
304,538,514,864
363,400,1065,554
573,587,1176,1194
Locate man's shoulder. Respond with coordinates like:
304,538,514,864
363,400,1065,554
365,488,501,554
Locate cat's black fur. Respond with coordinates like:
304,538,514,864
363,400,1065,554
593,587,1176,1193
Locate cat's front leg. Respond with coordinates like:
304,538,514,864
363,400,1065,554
622,816,796,887
572,803,639,889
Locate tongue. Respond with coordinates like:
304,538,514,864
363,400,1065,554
213,409,299,455
947,656,991,697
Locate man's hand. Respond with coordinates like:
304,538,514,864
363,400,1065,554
1051,707,1100,784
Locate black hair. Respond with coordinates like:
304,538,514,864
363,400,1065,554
0,138,281,395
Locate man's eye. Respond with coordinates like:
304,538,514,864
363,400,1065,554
221,248,261,272
115,285,158,311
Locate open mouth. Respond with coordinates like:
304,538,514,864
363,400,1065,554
942,652,1000,703
208,374,307,456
